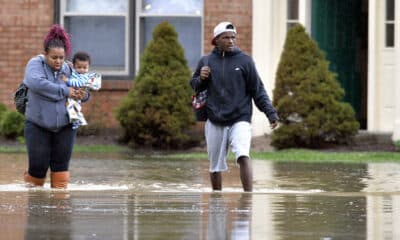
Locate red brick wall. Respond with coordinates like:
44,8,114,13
0,0,252,130
204,0,252,55
0,0,54,107
0,0,127,128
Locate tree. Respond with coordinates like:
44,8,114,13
271,24,359,149
116,21,196,149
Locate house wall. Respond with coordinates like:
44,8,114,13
252,0,286,136
253,0,400,137
368,0,396,133
0,0,253,130
0,0,54,106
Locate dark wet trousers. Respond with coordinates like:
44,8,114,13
24,120,76,179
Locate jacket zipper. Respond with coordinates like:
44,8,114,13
54,71,60,129
221,51,225,97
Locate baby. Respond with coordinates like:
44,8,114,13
62,51,101,129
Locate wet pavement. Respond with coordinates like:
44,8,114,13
1,153,400,239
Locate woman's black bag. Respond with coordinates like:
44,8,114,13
14,83,29,114
192,55,209,121
13,55,47,115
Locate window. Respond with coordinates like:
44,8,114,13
385,0,395,47
59,0,132,77
287,0,299,30
137,0,203,70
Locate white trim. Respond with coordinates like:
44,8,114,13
135,1,141,75
59,0,130,76
298,0,307,27
252,0,287,136
304,0,312,33
135,0,204,74
368,0,377,131
138,13,202,17
392,0,400,140
252,0,273,136
63,12,126,16
298,0,312,33
60,0,66,26
124,1,129,76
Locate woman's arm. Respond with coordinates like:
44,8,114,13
23,57,70,101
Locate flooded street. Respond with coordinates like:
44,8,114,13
1,153,400,239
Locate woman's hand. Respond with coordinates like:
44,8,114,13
69,88,87,100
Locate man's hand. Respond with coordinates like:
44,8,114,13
270,121,278,129
200,66,210,80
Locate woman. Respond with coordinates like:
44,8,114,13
23,25,88,189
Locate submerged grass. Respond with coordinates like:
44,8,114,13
73,144,131,153
0,144,130,154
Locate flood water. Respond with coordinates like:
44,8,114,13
1,152,400,239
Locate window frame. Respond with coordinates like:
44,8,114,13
287,0,300,30
135,0,203,73
57,0,135,79
385,0,395,48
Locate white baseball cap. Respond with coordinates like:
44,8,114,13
212,22,236,45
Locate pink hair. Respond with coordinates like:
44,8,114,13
43,24,71,57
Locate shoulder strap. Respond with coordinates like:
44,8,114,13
37,54,49,79
203,55,209,66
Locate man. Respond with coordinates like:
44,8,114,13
190,21,279,192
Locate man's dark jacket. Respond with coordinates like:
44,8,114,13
190,47,279,126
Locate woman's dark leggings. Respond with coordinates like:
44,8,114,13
24,120,77,179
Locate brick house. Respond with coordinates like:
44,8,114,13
0,0,252,130
2,0,400,140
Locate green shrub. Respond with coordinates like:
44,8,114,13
0,111,25,139
0,103,7,119
115,21,196,149
395,141,400,151
272,24,359,149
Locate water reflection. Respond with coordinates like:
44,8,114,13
1,153,400,239
272,195,366,239
25,191,72,240
206,193,252,240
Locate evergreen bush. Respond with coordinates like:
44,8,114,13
115,21,196,149
0,110,24,139
0,103,7,137
0,103,7,118
272,24,359,149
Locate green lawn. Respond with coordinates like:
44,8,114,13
165,149,400,163
1,144,399,163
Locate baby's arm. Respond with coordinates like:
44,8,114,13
66,71,88,88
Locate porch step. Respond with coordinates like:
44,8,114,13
354,131,393,145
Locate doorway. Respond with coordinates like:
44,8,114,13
311,0,368,129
